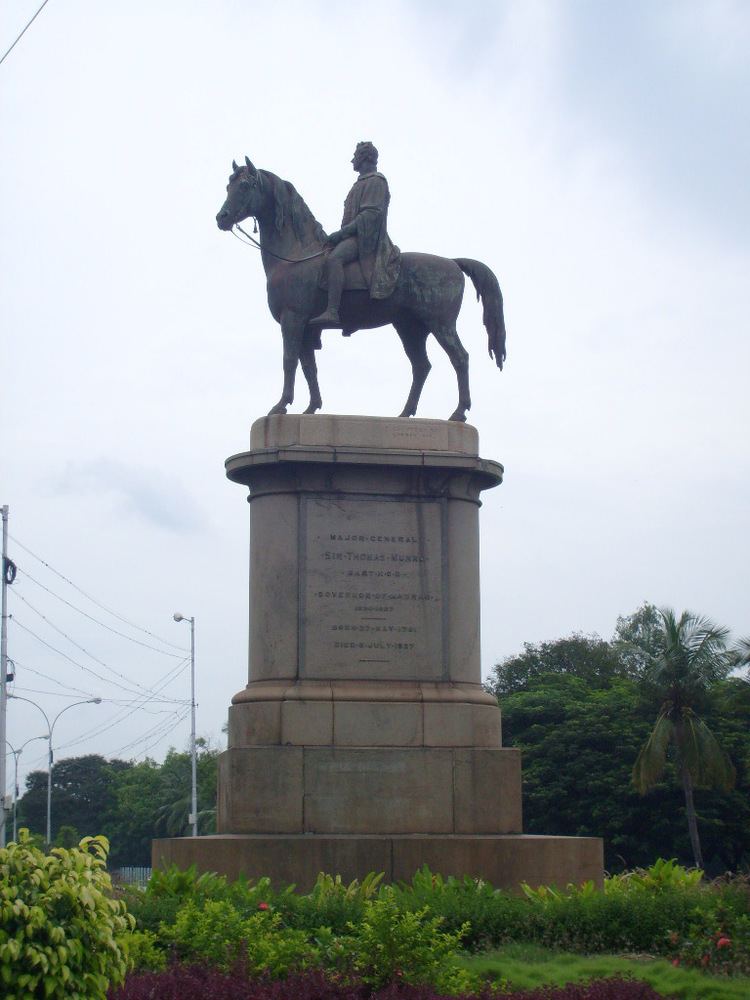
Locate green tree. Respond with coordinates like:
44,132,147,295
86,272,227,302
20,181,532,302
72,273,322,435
54,824,80,848
153,743,218,838
501,673,679,869
632,608,736,869
18,755,131,843
485,633,630,699
106,759,164,866
613,601,662,676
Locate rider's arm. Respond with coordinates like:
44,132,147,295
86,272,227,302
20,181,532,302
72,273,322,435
330,207,381,242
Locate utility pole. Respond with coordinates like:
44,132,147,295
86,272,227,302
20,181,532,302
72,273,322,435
173,613,198,836
1,505,9,847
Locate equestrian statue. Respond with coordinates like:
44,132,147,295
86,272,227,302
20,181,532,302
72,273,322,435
216,142,506,422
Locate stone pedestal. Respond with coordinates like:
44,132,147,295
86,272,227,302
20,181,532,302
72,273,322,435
153,415,602,889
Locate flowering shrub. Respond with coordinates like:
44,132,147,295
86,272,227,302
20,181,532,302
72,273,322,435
665,908,750,975
127,861,750,981
0,830,134,1000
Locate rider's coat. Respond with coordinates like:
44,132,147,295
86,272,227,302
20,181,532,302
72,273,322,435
341,171,401,299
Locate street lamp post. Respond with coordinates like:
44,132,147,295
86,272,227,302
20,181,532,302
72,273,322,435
8,694,101,846
5,736,47,842
173,613,197,837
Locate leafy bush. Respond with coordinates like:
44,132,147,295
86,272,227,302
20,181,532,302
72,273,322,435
604,858,704,894
122,929,167,972
0,829,134,1000
165,897,319,975
392,867,530,950
284,871,384,934
345,886,473,992
133,860,750,977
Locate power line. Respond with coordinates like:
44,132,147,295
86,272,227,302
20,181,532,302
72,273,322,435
0,0,52,68
9,535,188,652
10,659,179,714
11,617,181,701
19,569,186,658
114,706,191,758
55,658,190,752
11,658,97,700
13,589,176,697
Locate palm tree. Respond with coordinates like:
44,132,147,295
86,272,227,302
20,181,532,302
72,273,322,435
732,636,750,669
632,608,735,869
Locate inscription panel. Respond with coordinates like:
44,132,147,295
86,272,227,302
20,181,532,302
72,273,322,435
301,497,444,680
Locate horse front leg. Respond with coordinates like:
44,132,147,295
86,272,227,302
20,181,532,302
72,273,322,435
268,313,305,415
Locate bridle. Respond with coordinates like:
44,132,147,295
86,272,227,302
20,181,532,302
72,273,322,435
231,221,327,264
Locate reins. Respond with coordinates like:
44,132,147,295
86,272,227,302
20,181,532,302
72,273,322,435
232,222,327,263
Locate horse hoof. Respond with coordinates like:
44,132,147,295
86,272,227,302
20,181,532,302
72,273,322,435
448,411,467,422
303,404,321,414
268,404,288,416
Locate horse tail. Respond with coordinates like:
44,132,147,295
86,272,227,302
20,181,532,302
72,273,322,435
454,258,506,370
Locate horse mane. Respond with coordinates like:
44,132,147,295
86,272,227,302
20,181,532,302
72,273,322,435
259,170,327,245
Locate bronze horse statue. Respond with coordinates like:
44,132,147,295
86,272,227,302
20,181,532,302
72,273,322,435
216,158,506,422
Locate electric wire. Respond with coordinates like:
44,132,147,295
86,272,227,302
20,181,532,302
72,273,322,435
0,0,52,68
9,534,188,652
11,618,183,701
114,708,188,755
115,705,191,758
54,658,190,752
19,568,186,658
141,709,191,757
21,660,190,769
13,685,95,700
13,589,177,697
11,658,97,699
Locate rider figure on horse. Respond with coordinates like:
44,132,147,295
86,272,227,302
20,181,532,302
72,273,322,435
311,141,401,327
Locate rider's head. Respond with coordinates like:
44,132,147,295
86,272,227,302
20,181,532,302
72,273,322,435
352,141,378,172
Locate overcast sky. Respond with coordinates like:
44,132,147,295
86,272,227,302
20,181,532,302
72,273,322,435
2,1,748,792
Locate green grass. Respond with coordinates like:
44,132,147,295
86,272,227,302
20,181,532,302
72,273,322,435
460,944,750,999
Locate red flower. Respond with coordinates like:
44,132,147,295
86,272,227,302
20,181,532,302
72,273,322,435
671,958,680,967
257,901,270,911
716,936,731,949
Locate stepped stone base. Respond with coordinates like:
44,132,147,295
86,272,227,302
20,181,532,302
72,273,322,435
152,834,604,892
152,416,604,890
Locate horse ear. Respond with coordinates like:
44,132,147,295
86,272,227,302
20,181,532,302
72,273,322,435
232,159,238,172
245,156,257,174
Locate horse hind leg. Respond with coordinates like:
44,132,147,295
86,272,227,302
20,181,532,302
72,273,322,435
300,332,323,414
394,319,431,418
431,323,470,422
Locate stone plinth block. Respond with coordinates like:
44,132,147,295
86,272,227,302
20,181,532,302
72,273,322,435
225,415,503,692
153,834,604,893
216,745,521,835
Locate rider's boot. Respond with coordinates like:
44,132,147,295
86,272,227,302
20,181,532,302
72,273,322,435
310,259,344,326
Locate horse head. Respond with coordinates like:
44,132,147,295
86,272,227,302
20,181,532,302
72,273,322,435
216,156,266,231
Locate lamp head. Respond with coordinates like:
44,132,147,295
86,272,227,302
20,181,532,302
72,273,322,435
91,698,102,705
173,613,184,622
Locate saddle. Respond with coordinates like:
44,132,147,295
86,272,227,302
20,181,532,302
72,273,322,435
317,259,368,292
